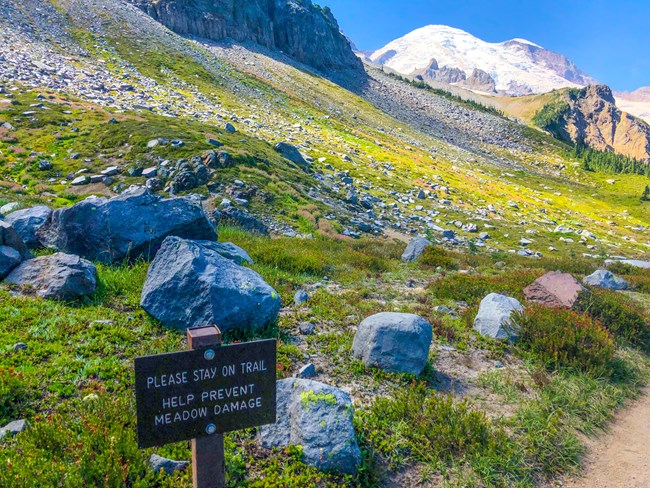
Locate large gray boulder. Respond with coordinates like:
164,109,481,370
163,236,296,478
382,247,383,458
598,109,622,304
0,246,22,279
258,379,362,474
473,293,523,340
140,237,281,332
583,270,628,290
401,237,430,262
352,312,432,375
37,187,217,264
4,205,51,249
5,253,98,300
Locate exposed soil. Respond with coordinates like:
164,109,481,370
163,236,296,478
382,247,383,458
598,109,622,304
563,388,650,488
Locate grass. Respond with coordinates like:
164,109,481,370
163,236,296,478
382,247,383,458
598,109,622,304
1,7,650,485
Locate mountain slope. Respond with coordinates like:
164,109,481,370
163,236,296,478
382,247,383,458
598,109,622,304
127,0,362,73
534,85,650,163
370,25,596,95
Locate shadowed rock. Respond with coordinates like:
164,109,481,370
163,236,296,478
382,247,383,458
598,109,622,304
37,187,217,264
4,205,52,249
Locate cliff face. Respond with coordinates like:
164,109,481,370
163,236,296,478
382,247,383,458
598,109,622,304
128,0,362,72
538,85,650,163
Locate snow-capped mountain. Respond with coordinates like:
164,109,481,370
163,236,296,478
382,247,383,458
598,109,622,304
615,87,650,124
370,25,597,96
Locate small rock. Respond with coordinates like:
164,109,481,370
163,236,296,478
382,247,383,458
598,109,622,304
524,271,585,308
294,289,309,305
298,322,316,335
298,363,316,378
583,270,628,291
401,237,430,262
258,379,361,474
148,454,189,475
0,419,27,439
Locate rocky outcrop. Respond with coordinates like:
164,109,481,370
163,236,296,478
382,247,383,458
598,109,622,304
413,59,467,84
462,68,496,93
128,0,362,72
536,85,650,162
4,205,51,249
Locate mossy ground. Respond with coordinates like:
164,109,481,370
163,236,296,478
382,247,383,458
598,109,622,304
0,227,648,487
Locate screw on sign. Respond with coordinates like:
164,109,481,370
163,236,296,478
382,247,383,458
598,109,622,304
134,326,277,488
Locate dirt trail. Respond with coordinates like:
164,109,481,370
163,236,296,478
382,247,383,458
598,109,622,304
563,387,650,488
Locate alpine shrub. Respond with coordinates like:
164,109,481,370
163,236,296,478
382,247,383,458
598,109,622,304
515,306,615,374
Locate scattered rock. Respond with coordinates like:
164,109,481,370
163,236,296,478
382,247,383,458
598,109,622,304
0,419,27,439
4,205,52,249
583,270,628,291
141,237,281,332
5,253,98,300
274,142,308,169
401,237,430,262
148,454,189,475
37,187,217,264
352,312,432,375
298,363,316,378
473,293,523,340
294,289,309,305
524,271,585,308
214,207,269,235
0,246,22,279
298,322,316,335
0,222,31,259
258,379,362,474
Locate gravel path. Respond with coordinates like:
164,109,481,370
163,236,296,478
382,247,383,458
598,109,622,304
564,388,650,488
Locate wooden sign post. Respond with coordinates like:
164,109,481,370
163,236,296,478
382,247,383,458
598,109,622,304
134,326,277,488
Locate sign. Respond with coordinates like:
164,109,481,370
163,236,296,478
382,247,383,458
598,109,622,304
135,338,276,449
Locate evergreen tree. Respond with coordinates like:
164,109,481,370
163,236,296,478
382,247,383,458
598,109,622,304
642,185,650,202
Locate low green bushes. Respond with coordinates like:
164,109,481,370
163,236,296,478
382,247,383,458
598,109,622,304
515,305,615,374
577,289,650,351
359,384,530,484
418,246,459,270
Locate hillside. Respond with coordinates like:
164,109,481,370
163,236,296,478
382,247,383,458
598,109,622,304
0,1,649,487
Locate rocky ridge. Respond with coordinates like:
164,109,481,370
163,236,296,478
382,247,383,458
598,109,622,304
127,0,362,73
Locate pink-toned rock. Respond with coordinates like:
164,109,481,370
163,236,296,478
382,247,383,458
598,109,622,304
524,271,585,308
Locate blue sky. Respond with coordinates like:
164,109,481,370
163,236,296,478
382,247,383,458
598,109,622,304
318,0,650,91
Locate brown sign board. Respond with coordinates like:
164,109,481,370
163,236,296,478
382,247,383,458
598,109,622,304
135,339,276,448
